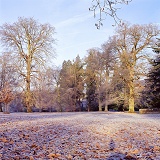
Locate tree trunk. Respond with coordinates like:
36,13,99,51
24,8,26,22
26,99,32,113
57,86,61,111
99,106,102,111
88,106,90,112
26,53,32,113
26,77,32,112
105,68,109,112
26,40,33,113
128,84,135,113
105,104,108,112
0,103,2,112
39,108,42,112
98,97,102,111
105,93,109,112
128,69,135,113
4,103,10,114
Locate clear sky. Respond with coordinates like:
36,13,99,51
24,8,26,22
0,0,160,66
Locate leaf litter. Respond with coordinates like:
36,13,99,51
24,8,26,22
0,112,160,159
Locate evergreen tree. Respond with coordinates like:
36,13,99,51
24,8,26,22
86,76,98,111
145,39,160,108
59,57,84,111
85,50,99,111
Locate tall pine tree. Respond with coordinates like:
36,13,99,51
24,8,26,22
146,39,160,108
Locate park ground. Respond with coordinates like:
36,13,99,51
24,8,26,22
0,112,160,160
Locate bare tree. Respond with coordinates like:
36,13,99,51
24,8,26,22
101,37,118,111
32,67,56,112
85,39,118,112
89,0,132,29
51,67,61,111
115,23,159,112
0,17,56,112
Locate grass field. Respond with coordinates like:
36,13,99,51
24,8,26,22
0,112,160,159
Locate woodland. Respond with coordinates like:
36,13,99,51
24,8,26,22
0,0,160,114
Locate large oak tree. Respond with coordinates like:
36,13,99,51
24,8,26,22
115,23,159,112
0,17,56,112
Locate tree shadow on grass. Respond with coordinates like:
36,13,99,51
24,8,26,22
106,139,137,160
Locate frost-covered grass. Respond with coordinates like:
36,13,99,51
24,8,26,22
0,112,160,159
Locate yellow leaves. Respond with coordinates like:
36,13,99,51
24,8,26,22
9,139,14,145
0,137,8,143
130,149,139,155
127,144,132,149
48,153,72,160
14,156,20,160
95,142,100,149
94,154,100,158
22,142,27,148
66,154,72,160
29,156,34,160
24,134,30,139
154,146,160,152
86,148,90,153
48,153,61,159
42,145,46,150
30,143,37,149
19,133,30,139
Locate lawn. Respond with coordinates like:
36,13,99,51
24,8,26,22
0,112,160,160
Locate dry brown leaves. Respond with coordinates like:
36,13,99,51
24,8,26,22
0,112,160,159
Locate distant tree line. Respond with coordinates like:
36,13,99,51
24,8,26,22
0,18,159,113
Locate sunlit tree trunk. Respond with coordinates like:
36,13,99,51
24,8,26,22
105,69,109,112
105,104,108,112
26,78,31,112
57,87,61,111
26,42,32,112
98,97,102,111
98,71,103,111
128,86,135,112
128,69,135,112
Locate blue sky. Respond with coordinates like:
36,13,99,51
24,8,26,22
0,0,160,66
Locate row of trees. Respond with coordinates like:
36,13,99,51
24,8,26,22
0,18,159,113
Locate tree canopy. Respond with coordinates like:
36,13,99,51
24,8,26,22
0,17,56,112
